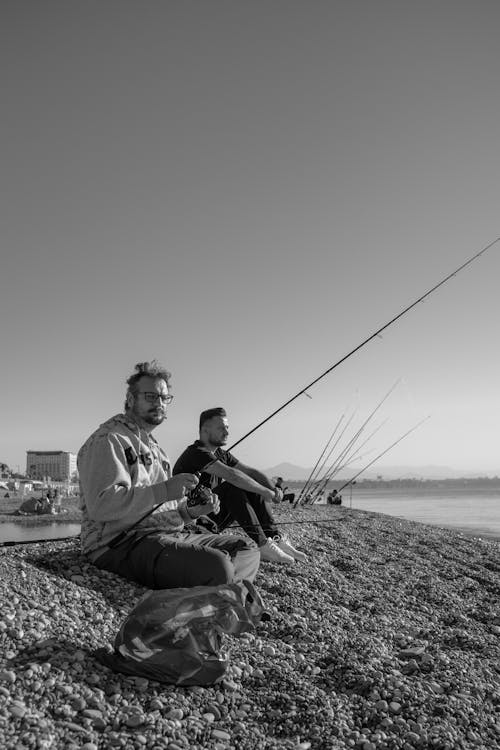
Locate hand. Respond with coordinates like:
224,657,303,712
188,489,220,518
166,473,199,501
273,487,284,503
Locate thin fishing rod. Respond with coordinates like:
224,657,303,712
295,411,347,506
110,237,497,546
337,416,431,494
304,379,400,504
226,237,499,453
312,417,388,497
305,406,362,496
0,416,425,549
224,416,430,530
0,534,80,549
329,419,388,478
295,410,357,507
318,381,400,490
296,414,345,505
309,419,388,502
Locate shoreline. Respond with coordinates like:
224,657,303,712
1,504,500,748
2,492,500,543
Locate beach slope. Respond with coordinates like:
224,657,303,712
0,505,499,749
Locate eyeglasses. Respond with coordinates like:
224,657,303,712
138,392,174,404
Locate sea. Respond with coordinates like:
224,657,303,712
319,485,500,540
1,486,500,544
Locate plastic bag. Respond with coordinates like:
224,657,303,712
96,579,264,686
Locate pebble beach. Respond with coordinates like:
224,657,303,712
1,504,499,750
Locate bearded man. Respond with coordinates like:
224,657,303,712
78,362,260,588
173,407,307,564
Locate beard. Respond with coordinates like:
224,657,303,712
210,436,227,447
132,405,166,426
143,411,165,425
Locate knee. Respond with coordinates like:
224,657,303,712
201,549,236,585
219,484,248,503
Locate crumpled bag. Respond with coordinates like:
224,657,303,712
95,579,264,686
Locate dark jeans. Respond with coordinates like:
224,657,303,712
94,529,260,589
211,483,279,547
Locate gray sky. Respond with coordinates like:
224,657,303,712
1,0,499,475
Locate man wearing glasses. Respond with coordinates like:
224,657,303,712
77,361,260,589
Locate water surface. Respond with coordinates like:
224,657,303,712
338,486,500,539
0,522,81,545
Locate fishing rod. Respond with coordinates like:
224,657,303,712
295,409,358,507
110,237,498,546
222,415,431,531
0,415,428,547
226,237,498,452
315,381,399,493
336,416,431,494
0,534,80,549
300,379,400,505
307,419,388,504
295,410,348,507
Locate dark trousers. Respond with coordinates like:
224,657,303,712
94,530,260,589
211,483,279,547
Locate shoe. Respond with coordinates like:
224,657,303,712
274,534,308,563
259,538,294,564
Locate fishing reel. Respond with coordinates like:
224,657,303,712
186,483,214,508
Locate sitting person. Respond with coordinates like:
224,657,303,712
275,476,295,505
173,407,307,564
17,496,42,516
39,489,57,514
77,361,260,589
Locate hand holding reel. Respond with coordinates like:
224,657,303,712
186,481,214,508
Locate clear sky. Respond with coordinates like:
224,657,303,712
1,0,499,477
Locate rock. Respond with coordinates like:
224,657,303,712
166,708,183,720
212,729,231,740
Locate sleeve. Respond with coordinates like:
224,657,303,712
222,449,239,468
78,433,177,524
172,444,215,475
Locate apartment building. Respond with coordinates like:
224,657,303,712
26,450,77,482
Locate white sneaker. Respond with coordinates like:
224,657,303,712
274,535,308,563
260,538,294,564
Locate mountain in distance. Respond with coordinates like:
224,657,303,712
265,462,500,481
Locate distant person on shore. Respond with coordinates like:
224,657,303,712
16,496,42,515
273,477,285,502
173,407,307,564
327,489,342,506
275,476,296,505
38,489,55,515
16,490,54,516
77,361,260,589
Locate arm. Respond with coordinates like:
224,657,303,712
207,460,276,502
234,461,275,490
78,433,197,525
235,461,284,501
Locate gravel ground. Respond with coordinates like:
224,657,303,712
1,504,500,750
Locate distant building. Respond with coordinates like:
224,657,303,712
26,451,77,482
0,462,11,479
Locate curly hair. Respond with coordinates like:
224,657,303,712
124,360,172,410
